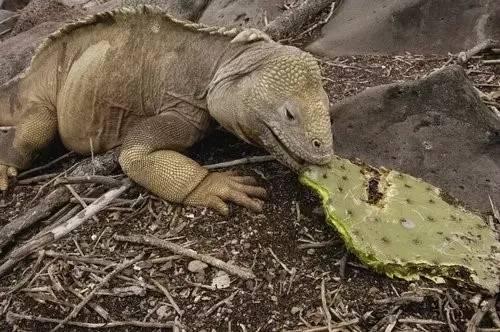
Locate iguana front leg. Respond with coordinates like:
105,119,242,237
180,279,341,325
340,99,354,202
0,105,57,190
119,113,266,215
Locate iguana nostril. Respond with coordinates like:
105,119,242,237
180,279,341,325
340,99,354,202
312,139,321,148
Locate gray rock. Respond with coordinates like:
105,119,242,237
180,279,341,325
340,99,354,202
307,0,500,56
187,260,208,273
199,0,284,29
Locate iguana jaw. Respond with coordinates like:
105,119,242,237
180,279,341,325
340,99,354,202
260,122,332,171
262,124,305,171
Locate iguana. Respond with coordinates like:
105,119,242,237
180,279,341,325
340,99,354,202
0,5,334,215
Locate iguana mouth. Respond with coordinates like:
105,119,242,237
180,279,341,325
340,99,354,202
264,124,305,171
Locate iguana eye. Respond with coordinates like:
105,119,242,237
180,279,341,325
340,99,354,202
284,107,295,121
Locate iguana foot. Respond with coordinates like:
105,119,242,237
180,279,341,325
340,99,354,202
184,171,267,215
0,165,17,191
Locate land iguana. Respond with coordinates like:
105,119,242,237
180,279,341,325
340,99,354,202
0,6,334,215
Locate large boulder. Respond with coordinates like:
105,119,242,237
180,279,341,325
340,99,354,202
331,65,500,212
308,0,500,56
9,0,82,36
199,0,284,29
0,21,63,84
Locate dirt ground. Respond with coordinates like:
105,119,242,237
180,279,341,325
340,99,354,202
0,1,499,332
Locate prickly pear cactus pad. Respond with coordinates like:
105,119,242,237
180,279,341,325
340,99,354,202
300,156,500,293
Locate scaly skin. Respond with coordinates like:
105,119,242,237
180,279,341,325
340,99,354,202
0,6,333,215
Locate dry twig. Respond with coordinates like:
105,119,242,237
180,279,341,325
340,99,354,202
54,175,123,187
457,39,498,64
320,279,332,331
0,151,119,253
204,155,274,170
6,311,174,329
151,278,183,316
467,299,497,332
204,290,239,317
0,180,131,278
18,151,74,179
49,253,144,332
114,234,255,279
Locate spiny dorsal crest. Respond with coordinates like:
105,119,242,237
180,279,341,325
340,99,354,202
0,5,273,91
43,5,272,48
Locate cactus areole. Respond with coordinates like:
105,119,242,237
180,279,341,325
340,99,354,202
300,156,499,293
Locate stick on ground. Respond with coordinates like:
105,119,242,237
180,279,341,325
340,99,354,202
6,311,174,329
0,180,131,278
114,234,255,279
49,253,144,331
457,39,498,64
204,155,274,170
0,150,119,254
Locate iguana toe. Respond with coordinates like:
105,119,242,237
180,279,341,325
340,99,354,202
0,165,17,191
185,171,267,215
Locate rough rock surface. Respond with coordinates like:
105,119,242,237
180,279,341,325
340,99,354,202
199,0,284,29
308,0,500,56
1,0,30,11
9,0,82,36
331,65,500,212
0,21,63,84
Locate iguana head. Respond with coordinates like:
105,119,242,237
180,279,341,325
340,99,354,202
209,50,334,171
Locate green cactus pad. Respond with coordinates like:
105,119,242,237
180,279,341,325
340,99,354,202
300,156,499,293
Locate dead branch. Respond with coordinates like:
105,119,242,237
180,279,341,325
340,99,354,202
6,250,45,294
54,175,123,187
151,278,183,316
398,318,446,325
17,173,59,185
204,155,274,170
50,253,144,332
44,250,116,266
374,295,425,305
18,151,74,179
264,0,336,41
0,150,119,254
114,234,255,279
287,318,360,332
457,39,499,64
6,311,175,329
0,180,130,278
320,279,332,331
467,299,497,332
204,290,239,317
482,59,500,65
287,0,339,42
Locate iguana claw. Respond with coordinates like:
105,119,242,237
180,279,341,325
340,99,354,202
184,171,267,215
0,165,17,191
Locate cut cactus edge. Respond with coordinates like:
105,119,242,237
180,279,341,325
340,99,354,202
299,173,500,294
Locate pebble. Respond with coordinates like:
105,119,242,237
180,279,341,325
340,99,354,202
187,260,208,273
291,306,301,315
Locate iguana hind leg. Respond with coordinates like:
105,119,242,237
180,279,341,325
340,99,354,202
119,113,266,215
0,105,57,190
